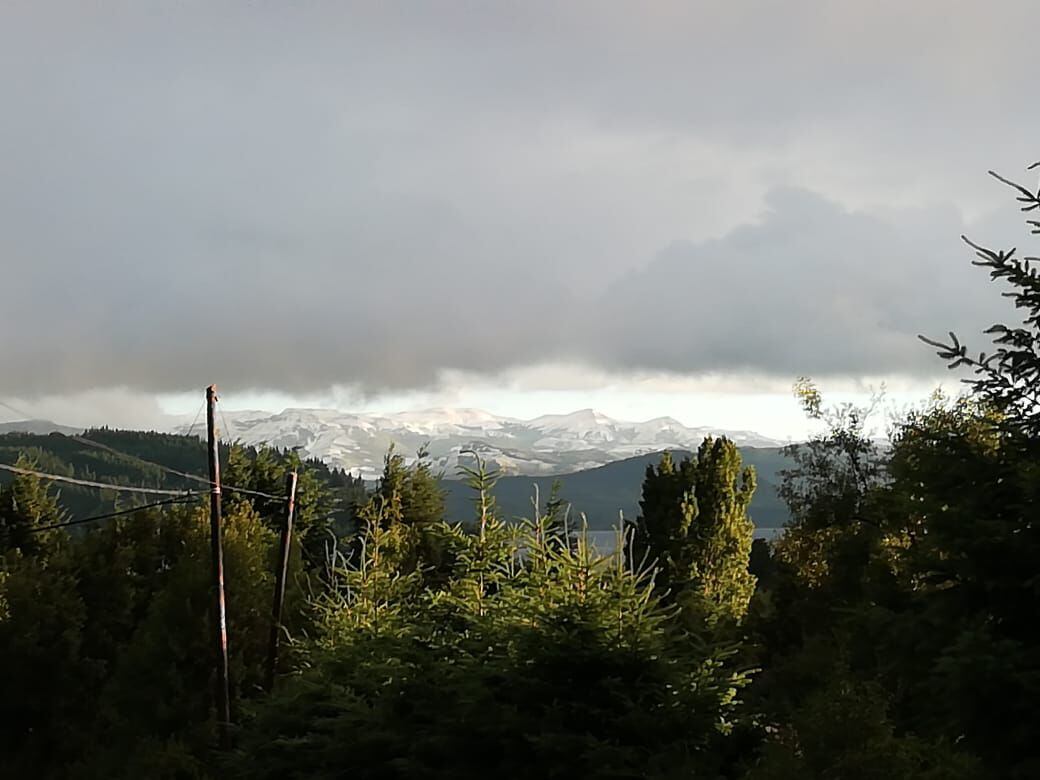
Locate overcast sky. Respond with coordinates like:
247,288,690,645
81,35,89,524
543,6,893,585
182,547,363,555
1,2,1036,436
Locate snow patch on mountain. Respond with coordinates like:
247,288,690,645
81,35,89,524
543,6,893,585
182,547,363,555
169,407,785,481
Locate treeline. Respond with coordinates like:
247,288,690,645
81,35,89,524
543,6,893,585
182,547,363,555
0,429,795,532
2,165,1039,778
0,428,367,528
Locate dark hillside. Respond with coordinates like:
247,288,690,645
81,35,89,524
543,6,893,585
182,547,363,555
0,429,364,521
442,447,792,530
0,431,791,531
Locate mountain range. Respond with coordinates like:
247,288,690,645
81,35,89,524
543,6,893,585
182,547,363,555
169,407,787,480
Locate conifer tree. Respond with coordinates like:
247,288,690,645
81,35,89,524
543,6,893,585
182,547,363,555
359,444,447,575
374,444,446,530
630,450,697,596
222,443,338,570
0,455,66,557
450,451,516,616
541,478,571,549
920,164,1040,438
230,515,751,779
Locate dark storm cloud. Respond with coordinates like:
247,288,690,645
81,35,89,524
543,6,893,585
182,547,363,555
585,188,1024,378
0,1,1036,396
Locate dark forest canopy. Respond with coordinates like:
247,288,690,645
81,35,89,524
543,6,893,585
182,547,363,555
0,428,367,525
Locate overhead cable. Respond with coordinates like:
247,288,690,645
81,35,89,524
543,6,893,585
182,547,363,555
0,462,197,497
65,435,284,501
184,399,206,439
26,495,203,533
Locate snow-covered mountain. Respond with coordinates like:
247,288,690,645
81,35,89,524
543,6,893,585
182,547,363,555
169,407,785,481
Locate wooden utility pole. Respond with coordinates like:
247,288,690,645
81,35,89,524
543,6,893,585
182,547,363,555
206,384,232,749
265,470,298,691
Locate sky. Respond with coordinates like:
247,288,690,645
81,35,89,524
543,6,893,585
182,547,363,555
1,1,1037,439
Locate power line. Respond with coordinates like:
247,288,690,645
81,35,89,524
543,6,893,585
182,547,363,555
0,462,197,497
222,483,286,501
70,434,213,486
0,395,283,501
66,434,284,501
26,495,203,533
0,399,34,422
219,406,237,443
185,399,206,439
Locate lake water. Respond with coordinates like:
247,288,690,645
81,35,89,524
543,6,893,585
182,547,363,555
582,527,783,557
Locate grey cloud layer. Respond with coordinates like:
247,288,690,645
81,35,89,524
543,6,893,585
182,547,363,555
1,2,1035,395
586,188,1022,376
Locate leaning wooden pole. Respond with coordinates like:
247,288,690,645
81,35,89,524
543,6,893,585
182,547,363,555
265,470,298,691
206,384,232,749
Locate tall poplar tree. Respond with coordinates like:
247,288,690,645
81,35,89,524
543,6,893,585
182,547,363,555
630,438,757,624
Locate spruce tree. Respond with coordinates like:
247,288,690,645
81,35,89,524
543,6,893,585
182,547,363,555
629,450,696,593
230,516,751,779
352,444,448,577
0,455,67,557
920,164,1040,438
541,478,570,548
222,443,340,570
374,444,446,530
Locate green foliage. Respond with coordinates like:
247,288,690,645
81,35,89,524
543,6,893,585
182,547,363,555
0,455,67,556
686,437,758,624
457,447,500,536
441,446,792,531
0,454,291,778
748,385,1039,777
629,438,757,625
371,444,446,529
230,514,751,779
0,429,364,539
920,164,1040,437
744,388,994,777
222,443,348,570
345,444,449,580
525,478,573,558
768,381,890,598
742,165,1040,778
781,380,886,535
747,671,982,780
0,541,90,774
882,398,1040,776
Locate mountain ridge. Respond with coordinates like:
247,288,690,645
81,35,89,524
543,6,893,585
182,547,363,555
169,406,788,480
0,419,83,436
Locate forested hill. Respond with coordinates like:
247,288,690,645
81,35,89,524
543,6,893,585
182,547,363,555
0,428,366,521
0,428,792,531
441,447,792,530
